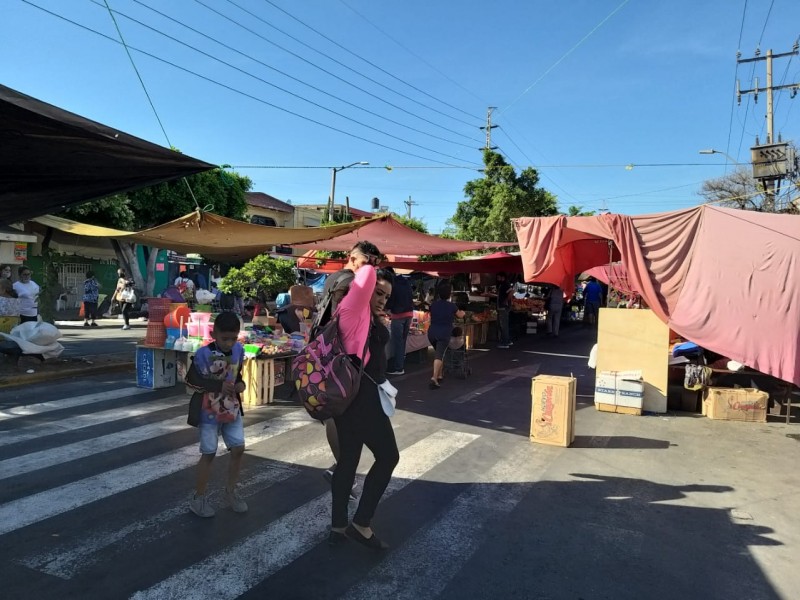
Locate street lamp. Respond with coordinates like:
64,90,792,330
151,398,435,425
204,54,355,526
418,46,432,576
698,149,744,167
329,161,369,221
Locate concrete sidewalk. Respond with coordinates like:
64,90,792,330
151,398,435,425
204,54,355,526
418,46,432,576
0,317,146,387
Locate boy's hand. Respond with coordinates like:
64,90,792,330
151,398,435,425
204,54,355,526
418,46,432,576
221,381,236,397
234,381,246,394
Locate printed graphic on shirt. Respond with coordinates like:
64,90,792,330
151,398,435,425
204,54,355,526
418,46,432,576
193,344,243,423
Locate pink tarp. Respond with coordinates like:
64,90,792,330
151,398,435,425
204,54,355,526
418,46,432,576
584,263,637,297
514,206,800,385
293,215,517,255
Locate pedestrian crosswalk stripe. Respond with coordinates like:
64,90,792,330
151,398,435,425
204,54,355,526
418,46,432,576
0,387,152,422
0,396,187,448
341,444,545,600
0,410,312,536
0,415,187,481
21,436,337,579
130,429,480,600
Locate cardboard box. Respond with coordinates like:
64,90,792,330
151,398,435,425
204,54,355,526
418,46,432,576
594,370,644,411
136,347,176,389
530,375,576,447
703,387,768,422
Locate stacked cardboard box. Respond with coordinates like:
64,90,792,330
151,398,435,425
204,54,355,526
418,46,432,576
702,387,768,422
595,370,644,415
530,375,576,447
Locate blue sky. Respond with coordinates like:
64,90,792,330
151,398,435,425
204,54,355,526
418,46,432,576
4,0,799,233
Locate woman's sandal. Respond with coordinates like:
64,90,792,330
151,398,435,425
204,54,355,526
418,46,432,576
328,529,347,546
429,379,440,390
345,524,389,550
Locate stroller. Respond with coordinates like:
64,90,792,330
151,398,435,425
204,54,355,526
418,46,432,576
443,326,471,379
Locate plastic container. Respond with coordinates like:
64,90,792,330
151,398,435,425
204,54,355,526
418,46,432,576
165,327,180,340
187,323,201,337
243,344,260,357
191,312,213,325
195,304,212,313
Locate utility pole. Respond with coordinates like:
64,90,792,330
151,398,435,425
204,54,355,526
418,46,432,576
737,42,800,212
479,107,498,151
403,195,418,218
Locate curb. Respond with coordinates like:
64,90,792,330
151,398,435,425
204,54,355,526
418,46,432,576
0,361,135,389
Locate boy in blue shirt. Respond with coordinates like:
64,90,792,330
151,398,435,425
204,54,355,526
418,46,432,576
186,311,247,518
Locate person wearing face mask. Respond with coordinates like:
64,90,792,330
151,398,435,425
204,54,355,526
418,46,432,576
327,264,399,551
13,266,39,323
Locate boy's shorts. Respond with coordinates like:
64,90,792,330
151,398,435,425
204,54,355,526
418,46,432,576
199,413,245,454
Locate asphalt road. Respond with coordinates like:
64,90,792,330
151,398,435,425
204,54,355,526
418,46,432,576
1,323,798,599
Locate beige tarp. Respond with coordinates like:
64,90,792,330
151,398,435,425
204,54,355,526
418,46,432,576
32,211,376,261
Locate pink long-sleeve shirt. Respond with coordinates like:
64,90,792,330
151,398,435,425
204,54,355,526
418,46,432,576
335,265,375,364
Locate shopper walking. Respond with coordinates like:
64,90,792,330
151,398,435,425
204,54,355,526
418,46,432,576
385,267,414,376
583,277,604,326
114,269,135,330
427,281,465,389
82,270,100,327
329,264,399,550
13,266,39,324
314,241,381,499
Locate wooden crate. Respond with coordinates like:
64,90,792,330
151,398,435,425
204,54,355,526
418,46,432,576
242,358,275,407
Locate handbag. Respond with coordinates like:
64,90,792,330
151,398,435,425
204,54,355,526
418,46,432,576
291,314,369,421
120,288,137,303
187,391,202,427
363,372,398,417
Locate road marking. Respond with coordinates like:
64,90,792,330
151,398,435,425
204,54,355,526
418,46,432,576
450,375,518,403
130,429,480,600
0,387,152,421
523,350,589,359
20,440,333,578
0,396,187,447
342,444,548,600
0,415,187,480
0,410,312,536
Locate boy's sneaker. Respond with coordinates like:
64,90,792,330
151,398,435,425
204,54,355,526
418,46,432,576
225,485,248,513
189,493,215,518
121,325,131,330
386,370,404,376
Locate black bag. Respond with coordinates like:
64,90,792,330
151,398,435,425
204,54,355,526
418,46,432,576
187,392,202,427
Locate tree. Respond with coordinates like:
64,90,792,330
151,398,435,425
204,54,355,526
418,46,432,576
217,255,296,300
698,167,763,210
61,168,252,295
394,215,428,233
449,149,558,242
565,205,596,216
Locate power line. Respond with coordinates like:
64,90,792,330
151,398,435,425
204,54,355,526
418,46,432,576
502,0,631,114
724,0,749,170
91,1,480,166
211,0,479,141
128,0,476,151
100,0,202,210
21,0,474,168
265,0,482,122
334,0,486,109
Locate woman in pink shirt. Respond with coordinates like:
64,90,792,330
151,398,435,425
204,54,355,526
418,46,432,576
329,263,399,550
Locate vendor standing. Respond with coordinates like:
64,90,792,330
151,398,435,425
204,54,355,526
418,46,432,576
13,266,39,323
0,278,20,334
495,272,513,349
385,268,414,376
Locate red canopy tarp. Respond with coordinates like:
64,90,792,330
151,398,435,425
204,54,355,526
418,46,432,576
292,215,518,255
385,251,523,274
514,206,800,385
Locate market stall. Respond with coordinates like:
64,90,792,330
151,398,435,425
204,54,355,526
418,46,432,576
514,206,800,419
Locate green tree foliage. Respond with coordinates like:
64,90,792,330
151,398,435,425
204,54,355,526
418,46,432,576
217,255,296,300
394,215,428,233
60,168,252,295
565,205,596,216
449,150,558,242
